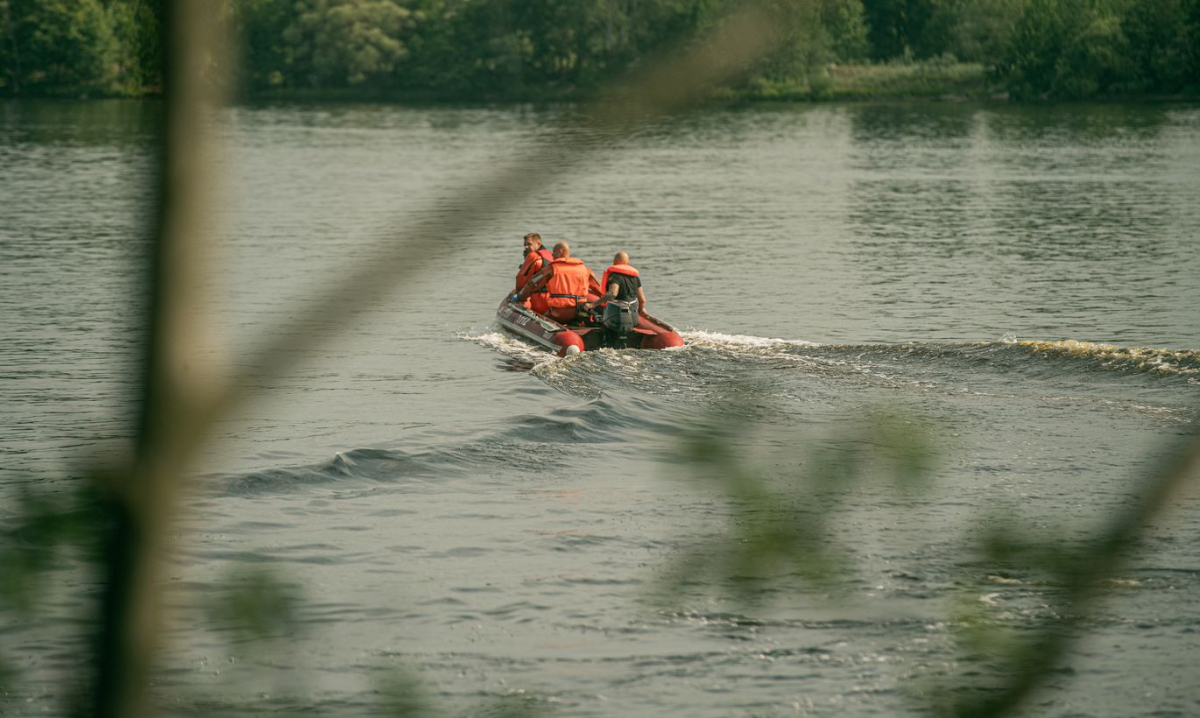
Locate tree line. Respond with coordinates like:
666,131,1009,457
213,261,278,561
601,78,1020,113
1,0,1198,100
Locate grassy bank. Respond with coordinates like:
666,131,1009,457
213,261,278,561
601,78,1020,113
729,60,995,102
825,61,994,100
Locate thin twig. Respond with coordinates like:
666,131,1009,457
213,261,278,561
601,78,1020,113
955,428,1200,717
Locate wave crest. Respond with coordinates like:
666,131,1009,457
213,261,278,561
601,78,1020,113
1013,339,1200,377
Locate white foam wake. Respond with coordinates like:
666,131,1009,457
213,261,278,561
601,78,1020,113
460,330,561,367
463,327,821,365
680,329,820,349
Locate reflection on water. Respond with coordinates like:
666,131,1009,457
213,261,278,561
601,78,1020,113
0,99,159,147
842,103,1199,344
2,100,1200,717
983,102,1177,144
848,101,981,145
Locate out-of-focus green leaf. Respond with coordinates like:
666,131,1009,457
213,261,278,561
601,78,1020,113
656,397,941,606
0,483,108,615
379,671,437,717
466,691,551,718
205,566,303,640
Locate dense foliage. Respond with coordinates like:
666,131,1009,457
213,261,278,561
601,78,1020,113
1,0,1197,99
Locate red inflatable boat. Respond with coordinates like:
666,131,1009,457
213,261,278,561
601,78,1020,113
496,293,684,356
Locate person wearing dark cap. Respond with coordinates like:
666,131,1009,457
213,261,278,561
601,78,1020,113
514,232,553,314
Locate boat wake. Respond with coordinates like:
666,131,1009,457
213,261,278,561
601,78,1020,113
1008,339,1200,378
466,325,1200,387
679,329,821,350
219,392,692,496
681,331,1200,382
462,324,1200,428
461,330,561,369
222,331,1199,498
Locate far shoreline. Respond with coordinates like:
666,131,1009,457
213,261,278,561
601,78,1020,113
4,62,1198,105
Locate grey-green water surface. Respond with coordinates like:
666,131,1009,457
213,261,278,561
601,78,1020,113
2,100,1199,716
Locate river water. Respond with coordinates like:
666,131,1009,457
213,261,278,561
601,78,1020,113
2,99,1200,716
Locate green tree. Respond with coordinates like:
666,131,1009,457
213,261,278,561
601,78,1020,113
821,0,870,61
693,0,867,94
105,0,163,93
1190,0,1200,88
404,0,710,99
283,0,417,87
1000,0,1065,96
1001,0,1137,98
919,0,1023,63
432,0,525,95
232,0,295,89
862,0,936,59
1,0,19,91
0,0,119,95
508,0,586,90
1121,0,1193,92
755,0,836,82
386,0,462,93
1057,8,1132,96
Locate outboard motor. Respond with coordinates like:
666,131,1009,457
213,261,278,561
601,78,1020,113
601,299,638,338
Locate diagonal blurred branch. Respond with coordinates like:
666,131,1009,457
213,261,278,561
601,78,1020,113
951,428,1200,718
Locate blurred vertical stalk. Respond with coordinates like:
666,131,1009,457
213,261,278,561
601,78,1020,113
93,0,226,715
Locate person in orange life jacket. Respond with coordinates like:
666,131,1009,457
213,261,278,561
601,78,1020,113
516,241,595,324
586,252,647,315
514,232,554,314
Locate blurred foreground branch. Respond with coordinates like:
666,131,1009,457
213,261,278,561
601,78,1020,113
659,402,938,603
658,391,1199,717
948,429,1200,718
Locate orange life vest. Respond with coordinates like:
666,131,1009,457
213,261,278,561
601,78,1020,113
600,264,639,295
516,248,553,292
546,257,592,309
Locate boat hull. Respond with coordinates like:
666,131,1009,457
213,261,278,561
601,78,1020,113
496,296,684,356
